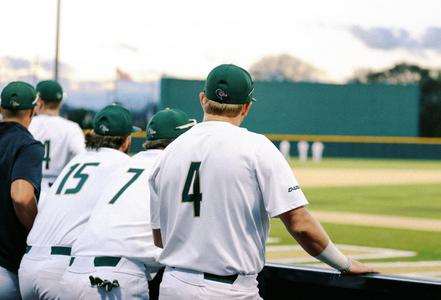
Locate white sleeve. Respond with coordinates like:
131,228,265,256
149,158,162,229
255,137,308,218
69,125,86,156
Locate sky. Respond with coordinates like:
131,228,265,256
1,0,441,83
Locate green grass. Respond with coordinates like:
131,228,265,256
304,184,441,219
270,219,441,261
290,158,441,170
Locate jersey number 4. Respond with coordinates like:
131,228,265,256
182,162,202,217
55,162,100,195
43,140,51,170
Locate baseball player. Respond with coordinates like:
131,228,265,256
59,108,196,299
0,82,43,300
149,64,376,299
29,80,86,201
18,104,137,300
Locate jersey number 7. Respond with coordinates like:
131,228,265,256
182,162,202,217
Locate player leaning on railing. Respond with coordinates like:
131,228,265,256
149,64,377,300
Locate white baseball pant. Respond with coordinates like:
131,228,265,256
59,256,150,300
18,245,71,300
159,266,262,300
0,266,20,300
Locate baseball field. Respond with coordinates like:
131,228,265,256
267,158,441,281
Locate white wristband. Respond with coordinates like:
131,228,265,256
315,241,351,272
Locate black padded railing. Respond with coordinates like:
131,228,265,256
257,263,441,300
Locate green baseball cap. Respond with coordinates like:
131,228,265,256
204,64,256,104
36,80,63,101
146,108,196,140
93,104,140,136
1,81,37,110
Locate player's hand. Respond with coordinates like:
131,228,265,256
344,259,378,275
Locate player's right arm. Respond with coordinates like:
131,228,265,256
279,206,376,275
255,137,375,275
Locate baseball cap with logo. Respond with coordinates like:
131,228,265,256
1,81,37,110
36,80,63,101
93,104,140,136
204,64,256,104
146,108,196,140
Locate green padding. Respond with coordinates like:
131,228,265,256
160,79,419,137
93,256,121,267
203,272,238,284
51,246,71,256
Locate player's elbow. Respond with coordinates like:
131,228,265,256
280,206,318,237
11,180,36,207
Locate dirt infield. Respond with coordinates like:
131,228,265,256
294,168,441,187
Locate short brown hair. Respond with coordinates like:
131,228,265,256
143,139,174,150
41,99,62,110
85,131,127,150
0,108,31,119
204,99,243,117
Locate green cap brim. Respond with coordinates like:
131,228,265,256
132,126,142,133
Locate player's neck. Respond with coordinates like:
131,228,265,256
203,113,242,126
3,117,31,128
39,109,60,116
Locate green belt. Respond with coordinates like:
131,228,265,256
69,256,122,267
203,272,238,284
25,245,71,256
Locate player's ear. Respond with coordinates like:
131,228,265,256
120,135,132,153
241,102,252,117
199,92,207,111
29,108,36,119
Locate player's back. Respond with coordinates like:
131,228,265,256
27,148,129,247
152,121,308,275
29,115,85,180
72,150,162,264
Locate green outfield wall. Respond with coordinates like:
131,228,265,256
160,79,420,137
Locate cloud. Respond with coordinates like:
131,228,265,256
349,26,441,53
421,27,441,49
1,57,31,69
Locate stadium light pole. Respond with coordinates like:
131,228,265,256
54,0,61,81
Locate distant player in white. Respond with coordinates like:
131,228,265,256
59,108,196,299
149,64,376,300
29,80,85,201
19,105,138,300
279,140,291,162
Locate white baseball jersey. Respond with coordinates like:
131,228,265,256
27,148,129,247
29,115,86,196
72,150,162,265
149,121,308,275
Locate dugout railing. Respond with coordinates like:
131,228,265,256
257,263,441,299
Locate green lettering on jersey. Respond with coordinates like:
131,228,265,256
108,168,144,204
55,162,100,195
182,162,202,217
43,140,51,170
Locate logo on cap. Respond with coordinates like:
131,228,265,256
215,89,228,101
10,100,20,108
99,124,110,134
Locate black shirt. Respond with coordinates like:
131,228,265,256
0,121,43,273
